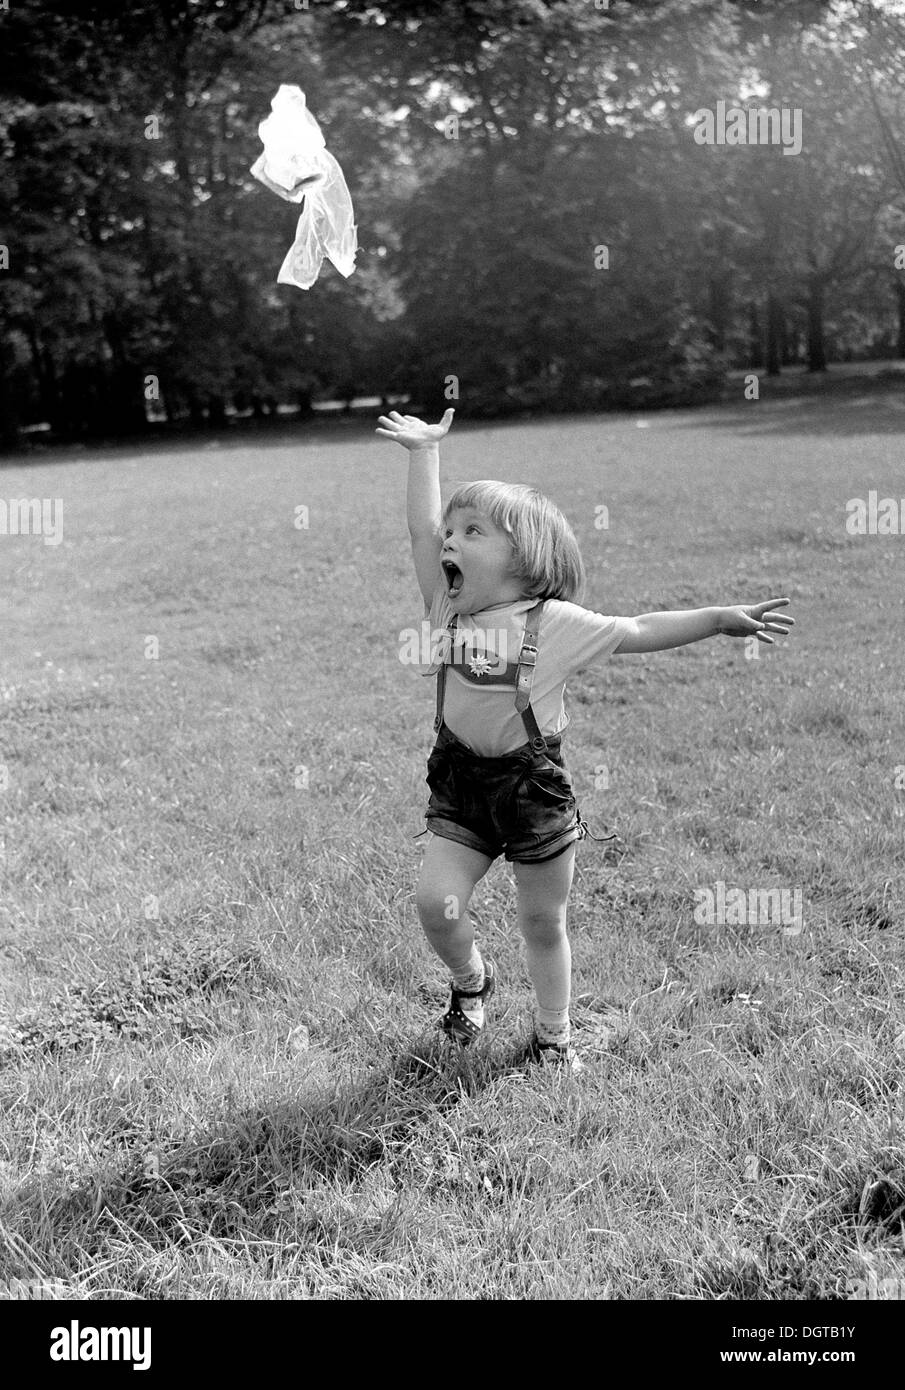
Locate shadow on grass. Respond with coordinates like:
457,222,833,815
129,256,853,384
0,408,594,470
1,1030,545,1272
3,368,904,470
0,415,393,470
676,381,905,438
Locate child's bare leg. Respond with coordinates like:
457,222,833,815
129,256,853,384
513,844,576,1044
416,834,493,975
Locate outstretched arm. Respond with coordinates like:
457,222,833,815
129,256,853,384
614,597,795,653
377,408,454,612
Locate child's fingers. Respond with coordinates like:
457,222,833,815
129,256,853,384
375,428,399,438
751,598,794,629
756,614,794,639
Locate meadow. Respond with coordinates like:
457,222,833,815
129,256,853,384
0,387,903,1300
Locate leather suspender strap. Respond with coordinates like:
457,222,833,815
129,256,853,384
515,600,546,750
519,702,546,751
514,601,543,712
433,613,458,732
433,662,445,732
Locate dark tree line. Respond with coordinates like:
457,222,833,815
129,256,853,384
0,0,903,449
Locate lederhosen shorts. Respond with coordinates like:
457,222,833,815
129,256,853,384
421,601,612,865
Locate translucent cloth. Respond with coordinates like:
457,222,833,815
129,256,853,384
250,85,357,290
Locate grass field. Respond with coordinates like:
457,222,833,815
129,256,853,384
0,388,903,1300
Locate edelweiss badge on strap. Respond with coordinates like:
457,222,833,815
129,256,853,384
453,649,520,686
466,652,494,678
440,615,514,686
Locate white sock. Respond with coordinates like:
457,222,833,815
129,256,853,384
535,1006,570,1047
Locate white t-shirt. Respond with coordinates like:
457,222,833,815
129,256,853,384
413,581,633,756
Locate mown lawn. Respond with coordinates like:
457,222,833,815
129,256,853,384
0,390,903,1299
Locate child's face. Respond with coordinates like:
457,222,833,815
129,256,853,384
440,507,524,612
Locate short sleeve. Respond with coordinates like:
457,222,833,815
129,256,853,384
545,601,634,676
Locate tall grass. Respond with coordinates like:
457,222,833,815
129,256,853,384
1,396,903,1298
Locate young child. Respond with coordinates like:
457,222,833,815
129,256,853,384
377,407,794,1073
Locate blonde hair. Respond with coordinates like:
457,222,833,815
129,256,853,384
440,481,585,604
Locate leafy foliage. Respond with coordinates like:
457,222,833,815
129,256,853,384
0,0,903,444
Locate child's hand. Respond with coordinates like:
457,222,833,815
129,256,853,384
717,597,795,644
375,408,454,450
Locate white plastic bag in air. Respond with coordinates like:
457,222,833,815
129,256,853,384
250,85,357,290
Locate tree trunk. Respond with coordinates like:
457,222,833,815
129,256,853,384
169,32,206,308
807,273,827,371
708,272,731,353
895,279,905,360
765,292,783,376
27,323,59,423
102,318,148,434
0,335,20,451
187,390,205,427
748,301,763,368
104,368,149,435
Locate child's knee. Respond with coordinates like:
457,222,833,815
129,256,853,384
416,883,469,930
519,909,567,949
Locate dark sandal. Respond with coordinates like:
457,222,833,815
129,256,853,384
526,1032,585,1074
439,959,496,1045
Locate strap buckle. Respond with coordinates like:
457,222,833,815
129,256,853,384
518,643,538,667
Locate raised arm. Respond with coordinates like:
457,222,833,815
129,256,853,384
614,598,795,653
376,408,454,612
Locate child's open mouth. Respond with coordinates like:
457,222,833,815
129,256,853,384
442,561,464,597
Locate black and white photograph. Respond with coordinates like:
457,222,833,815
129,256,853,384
0,0,903,1336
